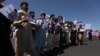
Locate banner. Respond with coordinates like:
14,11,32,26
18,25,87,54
0,4,16,21
84,24,92,30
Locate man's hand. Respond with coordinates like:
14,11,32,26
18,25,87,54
32,27,36,31
21,15,28,22
21,19,28,22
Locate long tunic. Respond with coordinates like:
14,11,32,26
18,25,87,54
14,9,39,56
71,29,77,45
53,23,60,48
46,21,54,51
35,19,48,54
59,28,67,47
14,21,38,56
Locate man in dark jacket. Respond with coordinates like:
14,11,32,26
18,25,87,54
71,25,77,46
88,29,92,40
0,0,15,56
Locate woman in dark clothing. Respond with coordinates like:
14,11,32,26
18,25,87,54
70,25,77,46
0,0,15,56
88,29,92,40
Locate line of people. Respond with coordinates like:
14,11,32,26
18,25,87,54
0,1,91,56
11,2,85,56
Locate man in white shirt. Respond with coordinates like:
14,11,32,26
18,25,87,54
29,11,36,40
28,11,36,24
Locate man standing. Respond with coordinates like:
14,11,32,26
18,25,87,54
0,0,15,56
88,29,92,40
35,13,48,56
17,2,38,56
77,25,84,45
29,11,35,19
29,11,36,39
71,25,77,46
46,14,55,51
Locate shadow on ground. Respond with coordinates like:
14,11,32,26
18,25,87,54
43,42,88,56
43,44,71,56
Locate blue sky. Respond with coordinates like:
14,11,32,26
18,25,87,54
5,0,100,30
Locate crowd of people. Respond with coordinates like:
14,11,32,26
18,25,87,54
0,0,98,56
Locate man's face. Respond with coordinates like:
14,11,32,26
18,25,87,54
30,13,35,18
58,16,63,23
41,15,45,19
50,16,55,21
21,4,28,12
79,25,82,28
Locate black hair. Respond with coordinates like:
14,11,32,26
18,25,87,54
41,13,46,16
79,25,82,27
14,9,17,13
50,14,55,18
29,11,35,15
54,18,58,23
20,2,28,7
58,16,63,20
